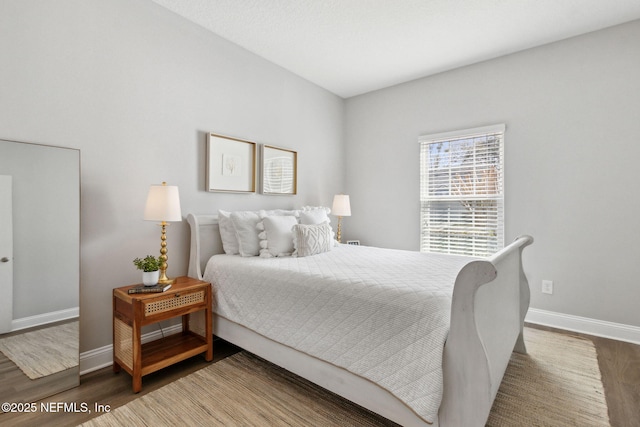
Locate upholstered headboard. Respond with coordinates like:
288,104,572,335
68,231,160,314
187,214,224,280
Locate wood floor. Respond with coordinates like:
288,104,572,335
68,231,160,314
1,325,639,427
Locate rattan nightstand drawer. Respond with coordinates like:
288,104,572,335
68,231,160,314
143,289,205,317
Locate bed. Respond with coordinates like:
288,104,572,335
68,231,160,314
187,212,533,427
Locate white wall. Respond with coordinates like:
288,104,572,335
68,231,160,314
345,20,640,328
0,0,344,352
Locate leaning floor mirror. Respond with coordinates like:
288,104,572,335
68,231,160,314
0,139,80,404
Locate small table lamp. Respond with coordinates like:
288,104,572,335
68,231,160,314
144,182,182,284
332,194,351,243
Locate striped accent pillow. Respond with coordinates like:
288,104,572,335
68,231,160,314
292,222,333,257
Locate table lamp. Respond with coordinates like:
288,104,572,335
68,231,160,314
144,182,182,284
332,194,351,243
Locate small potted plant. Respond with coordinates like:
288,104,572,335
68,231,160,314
133,255,162,286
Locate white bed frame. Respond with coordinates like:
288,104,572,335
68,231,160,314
187,213,533,427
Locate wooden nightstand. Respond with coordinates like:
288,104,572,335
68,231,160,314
112,276,213,392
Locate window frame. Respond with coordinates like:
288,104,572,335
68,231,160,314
419,124,505,257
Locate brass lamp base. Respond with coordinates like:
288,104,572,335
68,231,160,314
156,221,174,285
157,268,174,285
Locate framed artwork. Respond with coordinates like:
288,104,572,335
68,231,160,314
206,133,257,193
261,145,297,195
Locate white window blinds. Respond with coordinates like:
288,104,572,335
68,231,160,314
419,124,505,257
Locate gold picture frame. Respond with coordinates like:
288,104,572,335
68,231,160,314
261,145,297,195
206,133,257,193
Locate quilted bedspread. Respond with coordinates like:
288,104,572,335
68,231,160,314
203,244,475,423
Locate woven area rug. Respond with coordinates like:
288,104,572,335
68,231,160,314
486,327,610,426
81,328,610,427
0,321,78,379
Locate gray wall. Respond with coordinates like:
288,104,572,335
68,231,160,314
0,0,344,352
3,0,638,354
345,20,640,328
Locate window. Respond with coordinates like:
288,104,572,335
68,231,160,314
419,124,505,257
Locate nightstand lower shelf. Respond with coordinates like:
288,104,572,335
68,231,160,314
139,332,209,376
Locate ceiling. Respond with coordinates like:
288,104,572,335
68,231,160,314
151,0,640,98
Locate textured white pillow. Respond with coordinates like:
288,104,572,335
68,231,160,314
230,211,262,257
258,215,298,258
292,222,333,257
218,210,240,255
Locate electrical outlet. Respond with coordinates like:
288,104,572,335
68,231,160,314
542,280,553,295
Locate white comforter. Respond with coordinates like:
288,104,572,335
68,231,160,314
203,244,475,424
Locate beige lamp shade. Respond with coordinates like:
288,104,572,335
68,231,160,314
332,194,351,217
144,183,182,222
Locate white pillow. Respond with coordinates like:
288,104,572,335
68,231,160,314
258,215,298,258
292,222,333,257
299,208,329,225
230,211,262,257
218,210,240,255
300,206,331,214
298,207,337,244
219,209,301,256
260,209,299,218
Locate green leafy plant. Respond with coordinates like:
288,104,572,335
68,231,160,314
132,255,162,272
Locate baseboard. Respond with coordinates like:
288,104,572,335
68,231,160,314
11,307,79,332
526,308,640,345
80,310,640,375
79,324,182,376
